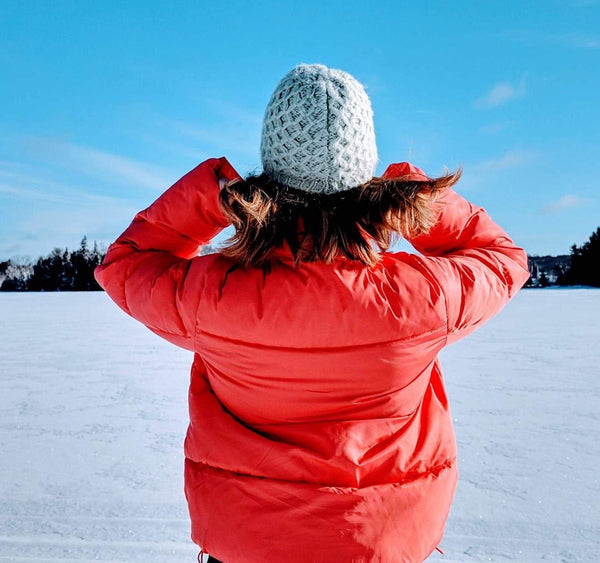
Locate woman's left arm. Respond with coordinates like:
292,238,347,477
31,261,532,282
94,156,241,351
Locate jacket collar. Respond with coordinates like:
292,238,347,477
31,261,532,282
267,238,351,265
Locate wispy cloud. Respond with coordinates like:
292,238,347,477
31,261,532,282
0,179,125,207
479,121,512,134
358,73,387,95
539,194,595,214
156,118,261,177
0,193,137,260
19,204,136,239
541,32,600,49
557,33,600,49
0,159,143,260
0,163,127,205
204,98,263,125
567,0,599,6
458,149,536,191
145,98,263,174
24,138,177,190
0,200,137,260
475,77,527,109
504,29,600,49
474,149,536,171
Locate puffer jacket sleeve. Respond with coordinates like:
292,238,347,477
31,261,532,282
387,165,530,346
94,157,241,351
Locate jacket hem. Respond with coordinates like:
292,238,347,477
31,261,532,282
184,455,457,491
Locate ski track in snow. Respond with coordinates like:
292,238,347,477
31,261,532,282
0,289,598,562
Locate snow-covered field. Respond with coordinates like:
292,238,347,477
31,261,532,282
0,289,598,562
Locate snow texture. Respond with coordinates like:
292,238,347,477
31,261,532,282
0,288,598,562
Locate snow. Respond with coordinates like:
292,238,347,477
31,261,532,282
0,288,598,562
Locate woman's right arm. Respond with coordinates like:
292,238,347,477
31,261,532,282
401,182,530,345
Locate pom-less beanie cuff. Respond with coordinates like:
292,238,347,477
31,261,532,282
260,63,378,194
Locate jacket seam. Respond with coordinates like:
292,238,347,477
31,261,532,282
194,324,447,352
441,285,450,347
193,280,204,351
407,254,450,347
185,456,457,490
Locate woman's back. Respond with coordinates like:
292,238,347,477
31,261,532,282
191,241,451,476
183,243,455,562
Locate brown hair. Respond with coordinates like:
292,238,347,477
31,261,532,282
217,168,462,272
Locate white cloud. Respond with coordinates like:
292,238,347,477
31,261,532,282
560,34,600,48
167,119,260,159
504,29,600,49
20,204,136,239
0,162,138,206
479,121,512,134
457,149,536,191
475,149,536,171
568,0,599,6
358,73,386,95
24,138,177,190
475,77,526,109
0,159,143,260
0,196,137,260
539,194,595,214
204,98,263,125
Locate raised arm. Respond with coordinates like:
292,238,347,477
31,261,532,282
94,157,241,351
384,162,530,345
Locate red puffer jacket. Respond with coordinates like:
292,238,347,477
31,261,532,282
94,157,530,563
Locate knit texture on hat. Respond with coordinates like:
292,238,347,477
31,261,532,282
260,63,378,194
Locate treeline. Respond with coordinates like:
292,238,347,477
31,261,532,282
525,226,599,287
524,255,569,287
1,227,599,291
0,238,219,292
557,227,600,287
0,237,106,291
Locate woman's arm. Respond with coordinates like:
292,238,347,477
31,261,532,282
94,157,241,351
384,163,530,345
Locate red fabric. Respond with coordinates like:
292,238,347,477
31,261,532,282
382,161,430,182
95,158,530,562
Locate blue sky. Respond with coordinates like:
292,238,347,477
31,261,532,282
1,0,599,260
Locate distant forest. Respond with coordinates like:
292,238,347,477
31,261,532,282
0,237,218,292
1,227,599,291
525,226,600,288
1,237,106,292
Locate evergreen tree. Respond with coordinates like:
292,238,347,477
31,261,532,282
27,248,65,291
0,275,28,291
564,227,600,287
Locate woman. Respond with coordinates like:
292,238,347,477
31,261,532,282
94,63,530,562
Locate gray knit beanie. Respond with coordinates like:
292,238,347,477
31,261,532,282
260,63,378,194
